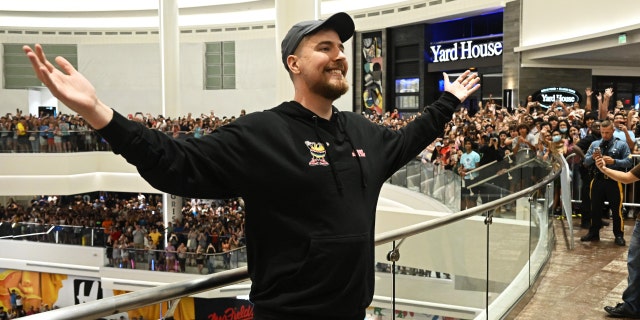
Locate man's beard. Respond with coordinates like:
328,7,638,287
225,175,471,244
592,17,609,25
312,78,349,101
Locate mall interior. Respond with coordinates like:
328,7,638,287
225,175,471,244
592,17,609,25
1,0,640,319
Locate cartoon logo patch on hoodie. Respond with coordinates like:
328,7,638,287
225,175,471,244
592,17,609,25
305,141,329,166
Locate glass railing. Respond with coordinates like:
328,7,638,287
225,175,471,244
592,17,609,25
0,223,247,276
0,129,209,153
20,151,561,320
105,246,247,275
0,129,112,153
377,151,557,319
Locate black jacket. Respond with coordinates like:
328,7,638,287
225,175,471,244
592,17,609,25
97,92,460,319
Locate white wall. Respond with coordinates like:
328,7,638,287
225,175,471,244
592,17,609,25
521,0,640,47
79,43,163,116
0,34,355,118
0,153,159,195
0,0,508,118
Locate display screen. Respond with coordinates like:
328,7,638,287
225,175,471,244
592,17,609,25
395,78,419,93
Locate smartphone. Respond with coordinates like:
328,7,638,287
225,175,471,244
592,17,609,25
593,147,601,157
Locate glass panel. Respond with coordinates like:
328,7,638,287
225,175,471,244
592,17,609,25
395,61,419,76
3,55,30,64
395,44,419,60
618,82,633,92
206,77,222,89
222,64,235,75
383,147,555,317
4,44,77,89
206,42,221,53
395,78,419,93
206,54,221,65
4,65,36,74
222,76,235,89
2,44,27,54
395,95,419,110
222,41,235,52
46,45,78,55
206,65,222,75
223,53,235,63
4,77,41,88
205,41,234,90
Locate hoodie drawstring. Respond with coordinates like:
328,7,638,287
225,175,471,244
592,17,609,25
336,112,367,189
313,115,344,195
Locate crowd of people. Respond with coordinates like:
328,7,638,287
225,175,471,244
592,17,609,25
5,87,640,225
415,88,640,213
0,109,247,153
0,292,57,319
0,191,246,275
4,85,640,317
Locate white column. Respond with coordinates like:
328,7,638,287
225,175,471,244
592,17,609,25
165,194,183,226
159,0,180,118
275,0,320,102
159,0,180,247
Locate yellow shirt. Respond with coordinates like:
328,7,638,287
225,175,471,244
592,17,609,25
16,122,26,136
149,231,162,245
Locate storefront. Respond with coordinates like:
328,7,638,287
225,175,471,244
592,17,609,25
593,76,640,110
356,11,504,116
425,12,504,115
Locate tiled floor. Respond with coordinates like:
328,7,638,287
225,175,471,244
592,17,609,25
514,216,635,319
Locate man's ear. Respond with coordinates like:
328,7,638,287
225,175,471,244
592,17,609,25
287,55,300,74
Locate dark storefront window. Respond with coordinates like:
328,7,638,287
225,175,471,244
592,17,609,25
424,11,504,105
395,78,420,110
430,12,503,42
593,76,640,110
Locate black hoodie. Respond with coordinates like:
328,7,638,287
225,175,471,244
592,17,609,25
97,91,460,319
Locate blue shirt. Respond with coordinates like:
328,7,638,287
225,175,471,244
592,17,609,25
584,137,632,170
460,150,480,179
613,127,635,144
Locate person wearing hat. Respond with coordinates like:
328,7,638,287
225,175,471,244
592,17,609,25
23,12,480,319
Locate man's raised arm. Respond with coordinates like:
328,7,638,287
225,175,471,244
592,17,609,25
23,44,113,129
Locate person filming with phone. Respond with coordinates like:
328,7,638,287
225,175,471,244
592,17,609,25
580,120,632,246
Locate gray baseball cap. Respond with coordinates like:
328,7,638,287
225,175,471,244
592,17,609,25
281,12,355,71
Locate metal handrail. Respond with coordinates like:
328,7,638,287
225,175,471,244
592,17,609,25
22,157,562,320
465,157,539,189
377,158,559,245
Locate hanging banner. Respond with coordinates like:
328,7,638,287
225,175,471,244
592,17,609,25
362,32,384,115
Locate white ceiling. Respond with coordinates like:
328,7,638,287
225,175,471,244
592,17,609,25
517,23,640,71
1,0,639,70
0,0,414,29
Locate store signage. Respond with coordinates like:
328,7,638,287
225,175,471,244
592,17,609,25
430,40,503,63
195,298,254,320
531,87,582,107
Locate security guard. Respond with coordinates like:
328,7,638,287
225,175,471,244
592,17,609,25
581,120,633,246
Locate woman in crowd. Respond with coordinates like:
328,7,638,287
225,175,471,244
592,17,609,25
176,242,187,272
195,244,205,274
